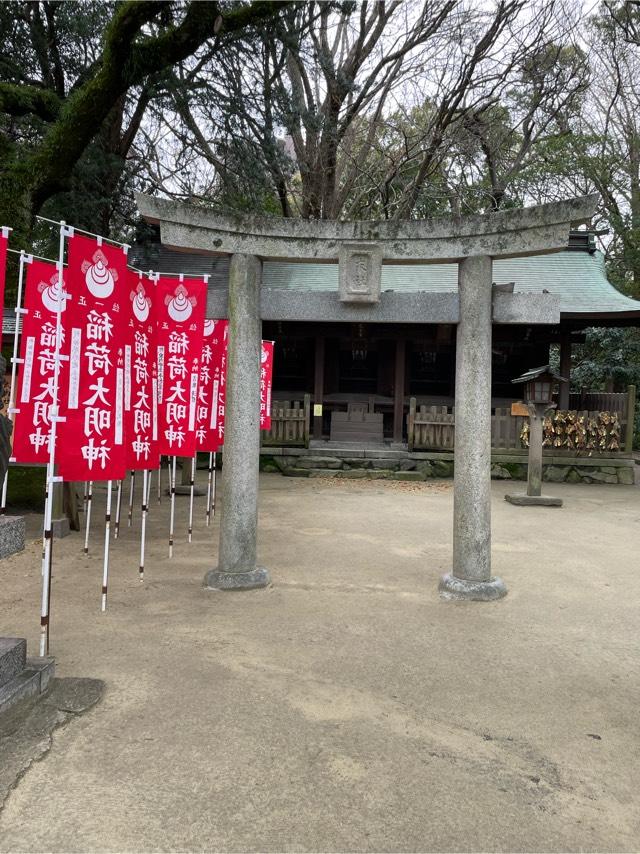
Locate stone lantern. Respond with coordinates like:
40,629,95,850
505,365,567,507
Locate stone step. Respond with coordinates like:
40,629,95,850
0,638,26,690
300,468,428,482
0,657,55,716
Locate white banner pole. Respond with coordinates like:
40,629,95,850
114,479,123,539
39,222,69,656
101,480,113,611
139,469,148,582
212,452,217,518
84,480,93,554
205,452,213,526
168,456,176,557
1,250,29,515
127,469,135,527
188,456,195,542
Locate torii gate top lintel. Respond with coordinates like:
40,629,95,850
136,193,598,264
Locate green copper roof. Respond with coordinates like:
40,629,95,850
129,243,640,320
262,250,640,318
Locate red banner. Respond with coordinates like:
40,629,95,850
0,227,8,350
12,260,69,464
125,270,159,470
260,341,274,430
57,234,128,481
156,276,207,457
196,318,228,452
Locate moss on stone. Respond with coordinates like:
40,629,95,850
617,468,635,485
498,462,527,480
392,471,426,482
431,460,454,478
259,455,276,472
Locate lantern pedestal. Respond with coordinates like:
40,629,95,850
504,493,562,507
173,485,207,497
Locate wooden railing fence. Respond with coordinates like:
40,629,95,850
408,385,636,454
262,395,311,447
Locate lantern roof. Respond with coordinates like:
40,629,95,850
511,365,568,385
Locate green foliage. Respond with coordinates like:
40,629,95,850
571,328,640,391
6,466,45,512
570,327,640,449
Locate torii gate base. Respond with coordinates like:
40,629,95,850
137,192,597,600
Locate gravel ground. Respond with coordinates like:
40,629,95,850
0,472,639,852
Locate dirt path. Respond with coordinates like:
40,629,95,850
1,474,639,852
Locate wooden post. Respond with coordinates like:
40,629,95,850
408,397,416,451
559,331,571,410
313,335,324,440
393,339,406,444
625,384,636,454
303,394,311,448
526,404,544,497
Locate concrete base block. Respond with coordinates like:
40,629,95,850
204,566,271,591
0,638,26,688
439,573,508,602
173,485,207,497
0,516,25,559
51,517,71,538
25,656,55,694
505,493,563,507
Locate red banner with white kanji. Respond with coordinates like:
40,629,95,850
57,234,128,481
260,340,274,430
196,318,228,452
11,260,69,464
125,270,159,470
156,276,207,456
0,227,8,349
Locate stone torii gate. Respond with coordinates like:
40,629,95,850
137,193,597,601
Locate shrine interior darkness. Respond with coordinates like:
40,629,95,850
262,320,558,439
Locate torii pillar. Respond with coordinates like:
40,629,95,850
204,254,270,590
439,256,507,601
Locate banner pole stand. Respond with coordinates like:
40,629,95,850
101,480,112,611
127,469,135,527
188,456,195,542
168,456,176,557
205,452,213,526
139,469,148,582
1,250,29,515
114,479,123,539
84,481,93,554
